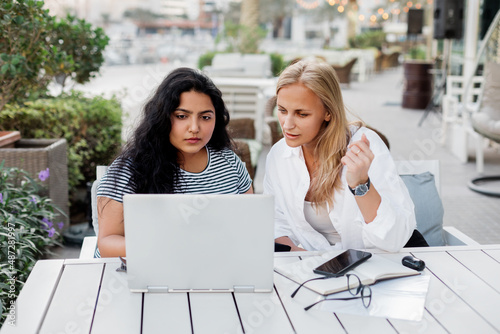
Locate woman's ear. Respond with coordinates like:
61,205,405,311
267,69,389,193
324,112,331,122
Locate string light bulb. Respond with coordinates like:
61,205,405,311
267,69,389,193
296,0,319,9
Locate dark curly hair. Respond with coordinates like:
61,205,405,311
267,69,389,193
118,67,232,193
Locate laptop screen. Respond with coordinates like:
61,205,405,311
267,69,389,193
123,194,275,293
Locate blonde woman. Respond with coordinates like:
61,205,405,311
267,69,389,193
264,60,418,252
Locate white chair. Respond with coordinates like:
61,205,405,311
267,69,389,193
214,82,268,143
441,75,484,153
461,9,500,175
395,160,479,246
203,53,272,78
79,165,108,259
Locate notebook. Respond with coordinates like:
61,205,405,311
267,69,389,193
123,194,275,293
274,251,420,296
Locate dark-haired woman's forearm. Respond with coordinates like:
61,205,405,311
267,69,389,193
98,235,126,257
97,197,126,257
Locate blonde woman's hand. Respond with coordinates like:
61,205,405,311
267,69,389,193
341,134,374,188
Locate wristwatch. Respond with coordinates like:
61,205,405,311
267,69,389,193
348,178,371,196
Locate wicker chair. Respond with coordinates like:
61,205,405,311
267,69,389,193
233,139,255,180
227,117,255,139
382,52,401,70
0,138,69,224
464,10,500,196
227,117,261,179
374,53,384,73
264,96,283,145
332,58,358,86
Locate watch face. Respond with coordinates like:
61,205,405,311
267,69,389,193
355,183,369,196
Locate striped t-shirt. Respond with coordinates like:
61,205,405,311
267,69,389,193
97,146,252,202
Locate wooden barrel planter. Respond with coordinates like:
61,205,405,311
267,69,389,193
402,61,434,109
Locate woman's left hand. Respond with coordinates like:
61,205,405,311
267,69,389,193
341,134,374,188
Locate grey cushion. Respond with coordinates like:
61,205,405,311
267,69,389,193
401,172,445,246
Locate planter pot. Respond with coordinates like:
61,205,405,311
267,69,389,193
0,138,69,225
402,60,434,109
0,131,21,148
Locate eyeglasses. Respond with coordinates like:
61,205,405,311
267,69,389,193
303,274,372,311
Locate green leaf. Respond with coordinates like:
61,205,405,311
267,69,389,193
1,64,9,74
14,16,24,25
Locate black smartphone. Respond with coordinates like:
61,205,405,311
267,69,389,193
274,242,292,252
313,249,372,277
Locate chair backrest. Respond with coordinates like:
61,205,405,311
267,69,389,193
91,165,108,237
395,160,445,246
227,117,255,139
233,139,255,180
395,160,440,195
241,54,272,78
332,58,357,84
211,53,242,69
215,83,266,143
445,75,484,104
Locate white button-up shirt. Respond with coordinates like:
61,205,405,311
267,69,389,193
263,126,416,252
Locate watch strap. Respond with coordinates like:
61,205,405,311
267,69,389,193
348,177,370,196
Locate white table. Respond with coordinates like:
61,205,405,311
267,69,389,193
2,245,500,333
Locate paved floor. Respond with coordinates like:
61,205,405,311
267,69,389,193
49,63,500,259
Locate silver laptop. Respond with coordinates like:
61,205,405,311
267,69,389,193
123,194,274,293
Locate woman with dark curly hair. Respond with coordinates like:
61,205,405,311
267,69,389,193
97,68,253,257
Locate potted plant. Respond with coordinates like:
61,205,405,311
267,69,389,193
0,162,64,324
0,138,69,225
0,131,21,148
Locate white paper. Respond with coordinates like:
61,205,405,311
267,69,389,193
315,273,431,321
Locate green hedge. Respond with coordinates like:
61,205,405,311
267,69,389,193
349,30,386,49
269,52,285,77
0,92,122,192
197,51,217,70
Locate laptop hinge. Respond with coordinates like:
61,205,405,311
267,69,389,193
233,285,255,293
147,286,169,293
